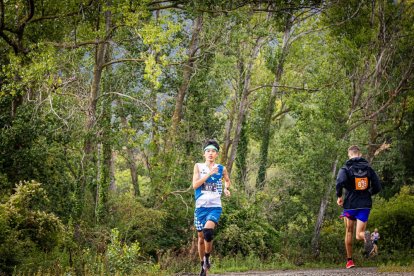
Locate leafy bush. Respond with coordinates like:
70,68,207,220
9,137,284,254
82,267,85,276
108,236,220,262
0,181,64,274
214,195,280,258
108,193,167,255
369,186,414,252
107,228,142,275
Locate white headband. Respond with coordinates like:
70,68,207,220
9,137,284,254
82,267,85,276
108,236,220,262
204,145,219,152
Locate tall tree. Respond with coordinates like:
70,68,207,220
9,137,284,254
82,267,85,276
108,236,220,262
311,0,414,255
256,13,294,188
170,15,203,139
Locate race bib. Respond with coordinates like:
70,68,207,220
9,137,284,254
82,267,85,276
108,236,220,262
355,177,368,190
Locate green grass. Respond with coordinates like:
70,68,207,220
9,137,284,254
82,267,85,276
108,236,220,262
196,255,341,274
378,261,414,273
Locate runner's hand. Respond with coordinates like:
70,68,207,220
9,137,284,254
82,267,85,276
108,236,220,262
209,166,219,175
224,188,230,197
337,197,343,206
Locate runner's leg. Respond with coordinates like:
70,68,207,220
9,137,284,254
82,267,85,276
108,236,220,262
197,231,205,261
344,217,355,259
197,231,207,276
204,220,216,254
355,219,367,241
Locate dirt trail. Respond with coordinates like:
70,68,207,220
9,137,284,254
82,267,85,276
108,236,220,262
196,267,414,276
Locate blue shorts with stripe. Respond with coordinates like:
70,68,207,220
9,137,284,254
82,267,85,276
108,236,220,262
194,207,222,231
340,208,371,222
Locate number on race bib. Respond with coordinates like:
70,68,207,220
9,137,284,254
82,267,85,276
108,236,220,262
355,177,368,190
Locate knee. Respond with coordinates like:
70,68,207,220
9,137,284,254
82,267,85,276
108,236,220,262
197,233,204,244
356,233,364,240
345,226,353,234
203,228,214,242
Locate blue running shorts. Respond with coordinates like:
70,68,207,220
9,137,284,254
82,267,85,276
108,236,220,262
340,208,371,222
194,207,222,231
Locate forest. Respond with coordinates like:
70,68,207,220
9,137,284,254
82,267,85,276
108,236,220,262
0,0,413,275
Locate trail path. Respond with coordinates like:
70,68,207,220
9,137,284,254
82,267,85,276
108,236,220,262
209,268,414,275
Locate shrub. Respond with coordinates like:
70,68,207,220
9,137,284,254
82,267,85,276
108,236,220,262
369,186,414,252
107,228,142,275
0,181,64,274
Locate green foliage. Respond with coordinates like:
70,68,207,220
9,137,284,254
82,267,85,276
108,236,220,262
1,0,413,274
3,181,63,250
215,195,280,258
369,186,414,252
108,193,168,255
107,228,142,275
0,181,64,274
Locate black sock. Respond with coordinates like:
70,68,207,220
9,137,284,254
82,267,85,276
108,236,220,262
200,261,204,267
347,258,352,261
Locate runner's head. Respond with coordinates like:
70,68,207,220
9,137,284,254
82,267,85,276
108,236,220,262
348,145,362,159
203,139,219,162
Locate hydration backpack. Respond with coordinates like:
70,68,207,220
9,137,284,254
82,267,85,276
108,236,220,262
346,165,370,191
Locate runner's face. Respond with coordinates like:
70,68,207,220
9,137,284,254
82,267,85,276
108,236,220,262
204,149,218,162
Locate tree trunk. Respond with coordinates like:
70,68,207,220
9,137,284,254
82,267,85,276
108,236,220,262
128,148,140,196
256,14,293,189
95,4,113,223
227,37,264,175
109,151,116,191
235,114,248,188
84,42,107,155
220,96,235,165
171,16,203,138
311,158,339,255
119,109,140,196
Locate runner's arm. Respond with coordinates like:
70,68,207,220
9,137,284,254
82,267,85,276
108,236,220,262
222,167,231,196
222,167,231,189
336,168,347,198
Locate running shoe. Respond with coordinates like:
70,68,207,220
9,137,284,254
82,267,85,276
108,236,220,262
346,259,355,269
199,266,206,276
364,231,374,255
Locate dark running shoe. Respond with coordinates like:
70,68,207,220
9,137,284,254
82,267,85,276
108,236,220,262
364,231,374,256
199,266,206,276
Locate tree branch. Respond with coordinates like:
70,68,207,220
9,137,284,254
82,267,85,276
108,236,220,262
347,60,414,134
248,84,319,94
18,0,35,33
148,0,181,6
290,1,363,43
30,0,96,23
101,58,145,68
105,92,154,113
272,108,291,121
30,12,79,23
148,3,184,11
0,31,18,53
0,0,4,30
253,5,316,13
48,40,104,49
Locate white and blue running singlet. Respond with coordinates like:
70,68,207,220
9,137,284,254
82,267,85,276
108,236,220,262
194,163,224,208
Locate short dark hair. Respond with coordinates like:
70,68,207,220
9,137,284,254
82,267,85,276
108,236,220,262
348,145,361,154
203,139,220,152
